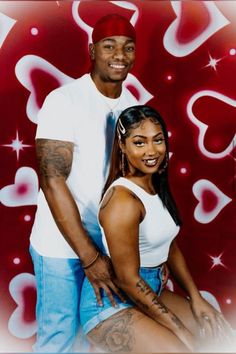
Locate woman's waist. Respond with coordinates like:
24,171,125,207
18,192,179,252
139,263,163,282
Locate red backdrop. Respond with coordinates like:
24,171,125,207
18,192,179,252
0,1,235,351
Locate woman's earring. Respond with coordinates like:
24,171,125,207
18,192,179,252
121,152,126,177
158,153,168,174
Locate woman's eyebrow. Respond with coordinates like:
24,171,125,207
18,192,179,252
132,132,164,139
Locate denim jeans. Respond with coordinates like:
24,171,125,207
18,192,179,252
80,265,163,334
29,245,89,353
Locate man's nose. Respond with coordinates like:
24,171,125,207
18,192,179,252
113,48,125,59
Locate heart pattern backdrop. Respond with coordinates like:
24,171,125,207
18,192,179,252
0,1,235,351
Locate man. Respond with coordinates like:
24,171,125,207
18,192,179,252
29,13,138,352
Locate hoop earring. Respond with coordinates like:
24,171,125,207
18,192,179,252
121,152,126,177
158,153,168,174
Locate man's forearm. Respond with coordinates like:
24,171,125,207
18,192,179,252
41,177,98,263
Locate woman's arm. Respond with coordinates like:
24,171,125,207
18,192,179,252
99,187,194,351
167,240,200,300
167,240,232,339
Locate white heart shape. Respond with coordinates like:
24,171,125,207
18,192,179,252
8,273,37,339
0,12,16,48
0,167,38,207
15,55,73,124
193,179,232,224
163,1,229,57
125,73,153,104
187,90,236,159
200,290,221,312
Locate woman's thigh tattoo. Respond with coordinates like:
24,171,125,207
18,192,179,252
89,309,138,352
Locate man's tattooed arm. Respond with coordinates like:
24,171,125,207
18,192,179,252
35,138,98,259
36,139,73,180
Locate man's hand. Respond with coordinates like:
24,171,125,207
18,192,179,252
84,254,126,307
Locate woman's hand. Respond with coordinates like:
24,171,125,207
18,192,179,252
190,294,234,348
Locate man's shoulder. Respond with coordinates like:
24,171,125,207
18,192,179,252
45,73,91,102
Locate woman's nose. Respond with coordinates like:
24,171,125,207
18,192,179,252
145,144,156,156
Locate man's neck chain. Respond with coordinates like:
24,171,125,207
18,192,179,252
98,91,121,117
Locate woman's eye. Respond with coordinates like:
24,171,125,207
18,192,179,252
134,141,144,146
154,138,164,145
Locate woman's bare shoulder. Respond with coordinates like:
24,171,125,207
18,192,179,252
99,185,145,223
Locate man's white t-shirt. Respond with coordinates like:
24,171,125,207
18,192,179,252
30,73,138,258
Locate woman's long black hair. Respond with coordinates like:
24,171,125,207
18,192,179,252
102,105,182,226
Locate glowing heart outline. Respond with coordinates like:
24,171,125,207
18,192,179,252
163,1,229,57
193,179,232,224
187,90,236,159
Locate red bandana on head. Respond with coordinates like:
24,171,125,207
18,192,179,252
92,13,136,43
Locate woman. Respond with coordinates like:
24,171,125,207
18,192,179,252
80,105,232,352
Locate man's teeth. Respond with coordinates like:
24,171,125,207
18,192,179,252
145,159,157,166
110,64,125,69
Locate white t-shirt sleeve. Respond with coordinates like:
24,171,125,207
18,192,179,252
36,90,75,142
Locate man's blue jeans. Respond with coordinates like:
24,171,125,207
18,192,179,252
29,245,88,353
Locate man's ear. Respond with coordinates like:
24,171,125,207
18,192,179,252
89,44,95,60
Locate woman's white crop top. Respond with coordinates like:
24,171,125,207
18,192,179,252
100,177,180,267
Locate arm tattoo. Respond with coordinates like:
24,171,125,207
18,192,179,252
100,187,115,210
136,278,168,314
136,278,152,296
36,139,73,179
151,296,169,313
136,279,185,329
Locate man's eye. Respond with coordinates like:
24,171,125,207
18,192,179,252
125,46,135,52
104,45,114,50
